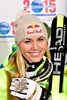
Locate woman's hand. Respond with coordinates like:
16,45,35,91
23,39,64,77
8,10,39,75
10,77,42,100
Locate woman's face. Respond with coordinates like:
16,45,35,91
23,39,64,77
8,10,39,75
19,36,48,62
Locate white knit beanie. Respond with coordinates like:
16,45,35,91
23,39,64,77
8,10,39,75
15,14,48,45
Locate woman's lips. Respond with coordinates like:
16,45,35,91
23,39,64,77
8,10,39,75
29,52,41,56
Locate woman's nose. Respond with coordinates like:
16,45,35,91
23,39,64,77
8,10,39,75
32,41,38,50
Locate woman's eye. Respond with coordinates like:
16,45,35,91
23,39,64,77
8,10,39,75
38,38,44,42
24,41,31,44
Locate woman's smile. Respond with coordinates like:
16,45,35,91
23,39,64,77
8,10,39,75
29,51,40,56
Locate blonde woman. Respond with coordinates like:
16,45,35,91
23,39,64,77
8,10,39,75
0,11,53,100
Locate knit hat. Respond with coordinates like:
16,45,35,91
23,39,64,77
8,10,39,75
15,14,48,45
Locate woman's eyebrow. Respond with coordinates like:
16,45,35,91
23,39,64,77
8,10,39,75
38,36,45,39
23,38,32,41
23,36,45,41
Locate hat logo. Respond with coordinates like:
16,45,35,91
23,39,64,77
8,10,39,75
26,24,42,35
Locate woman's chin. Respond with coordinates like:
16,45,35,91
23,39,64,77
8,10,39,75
30,58,42,63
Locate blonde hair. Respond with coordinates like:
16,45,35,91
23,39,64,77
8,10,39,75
8,48,26,77
8,47,51,77
46,47,51,60
7,46,51,78
16,47,26,77
6,46,51,100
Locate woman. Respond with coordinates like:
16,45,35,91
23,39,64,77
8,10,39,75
0,11,53,100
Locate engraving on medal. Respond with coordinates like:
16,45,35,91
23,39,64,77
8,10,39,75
14,78,27,92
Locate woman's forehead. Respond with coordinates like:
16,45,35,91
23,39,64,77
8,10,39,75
23,36,45,40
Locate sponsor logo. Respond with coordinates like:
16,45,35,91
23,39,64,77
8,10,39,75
26,24,42,34
31,0,43,13
0,22,11,35
0,21,15,38
23,0,56,16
